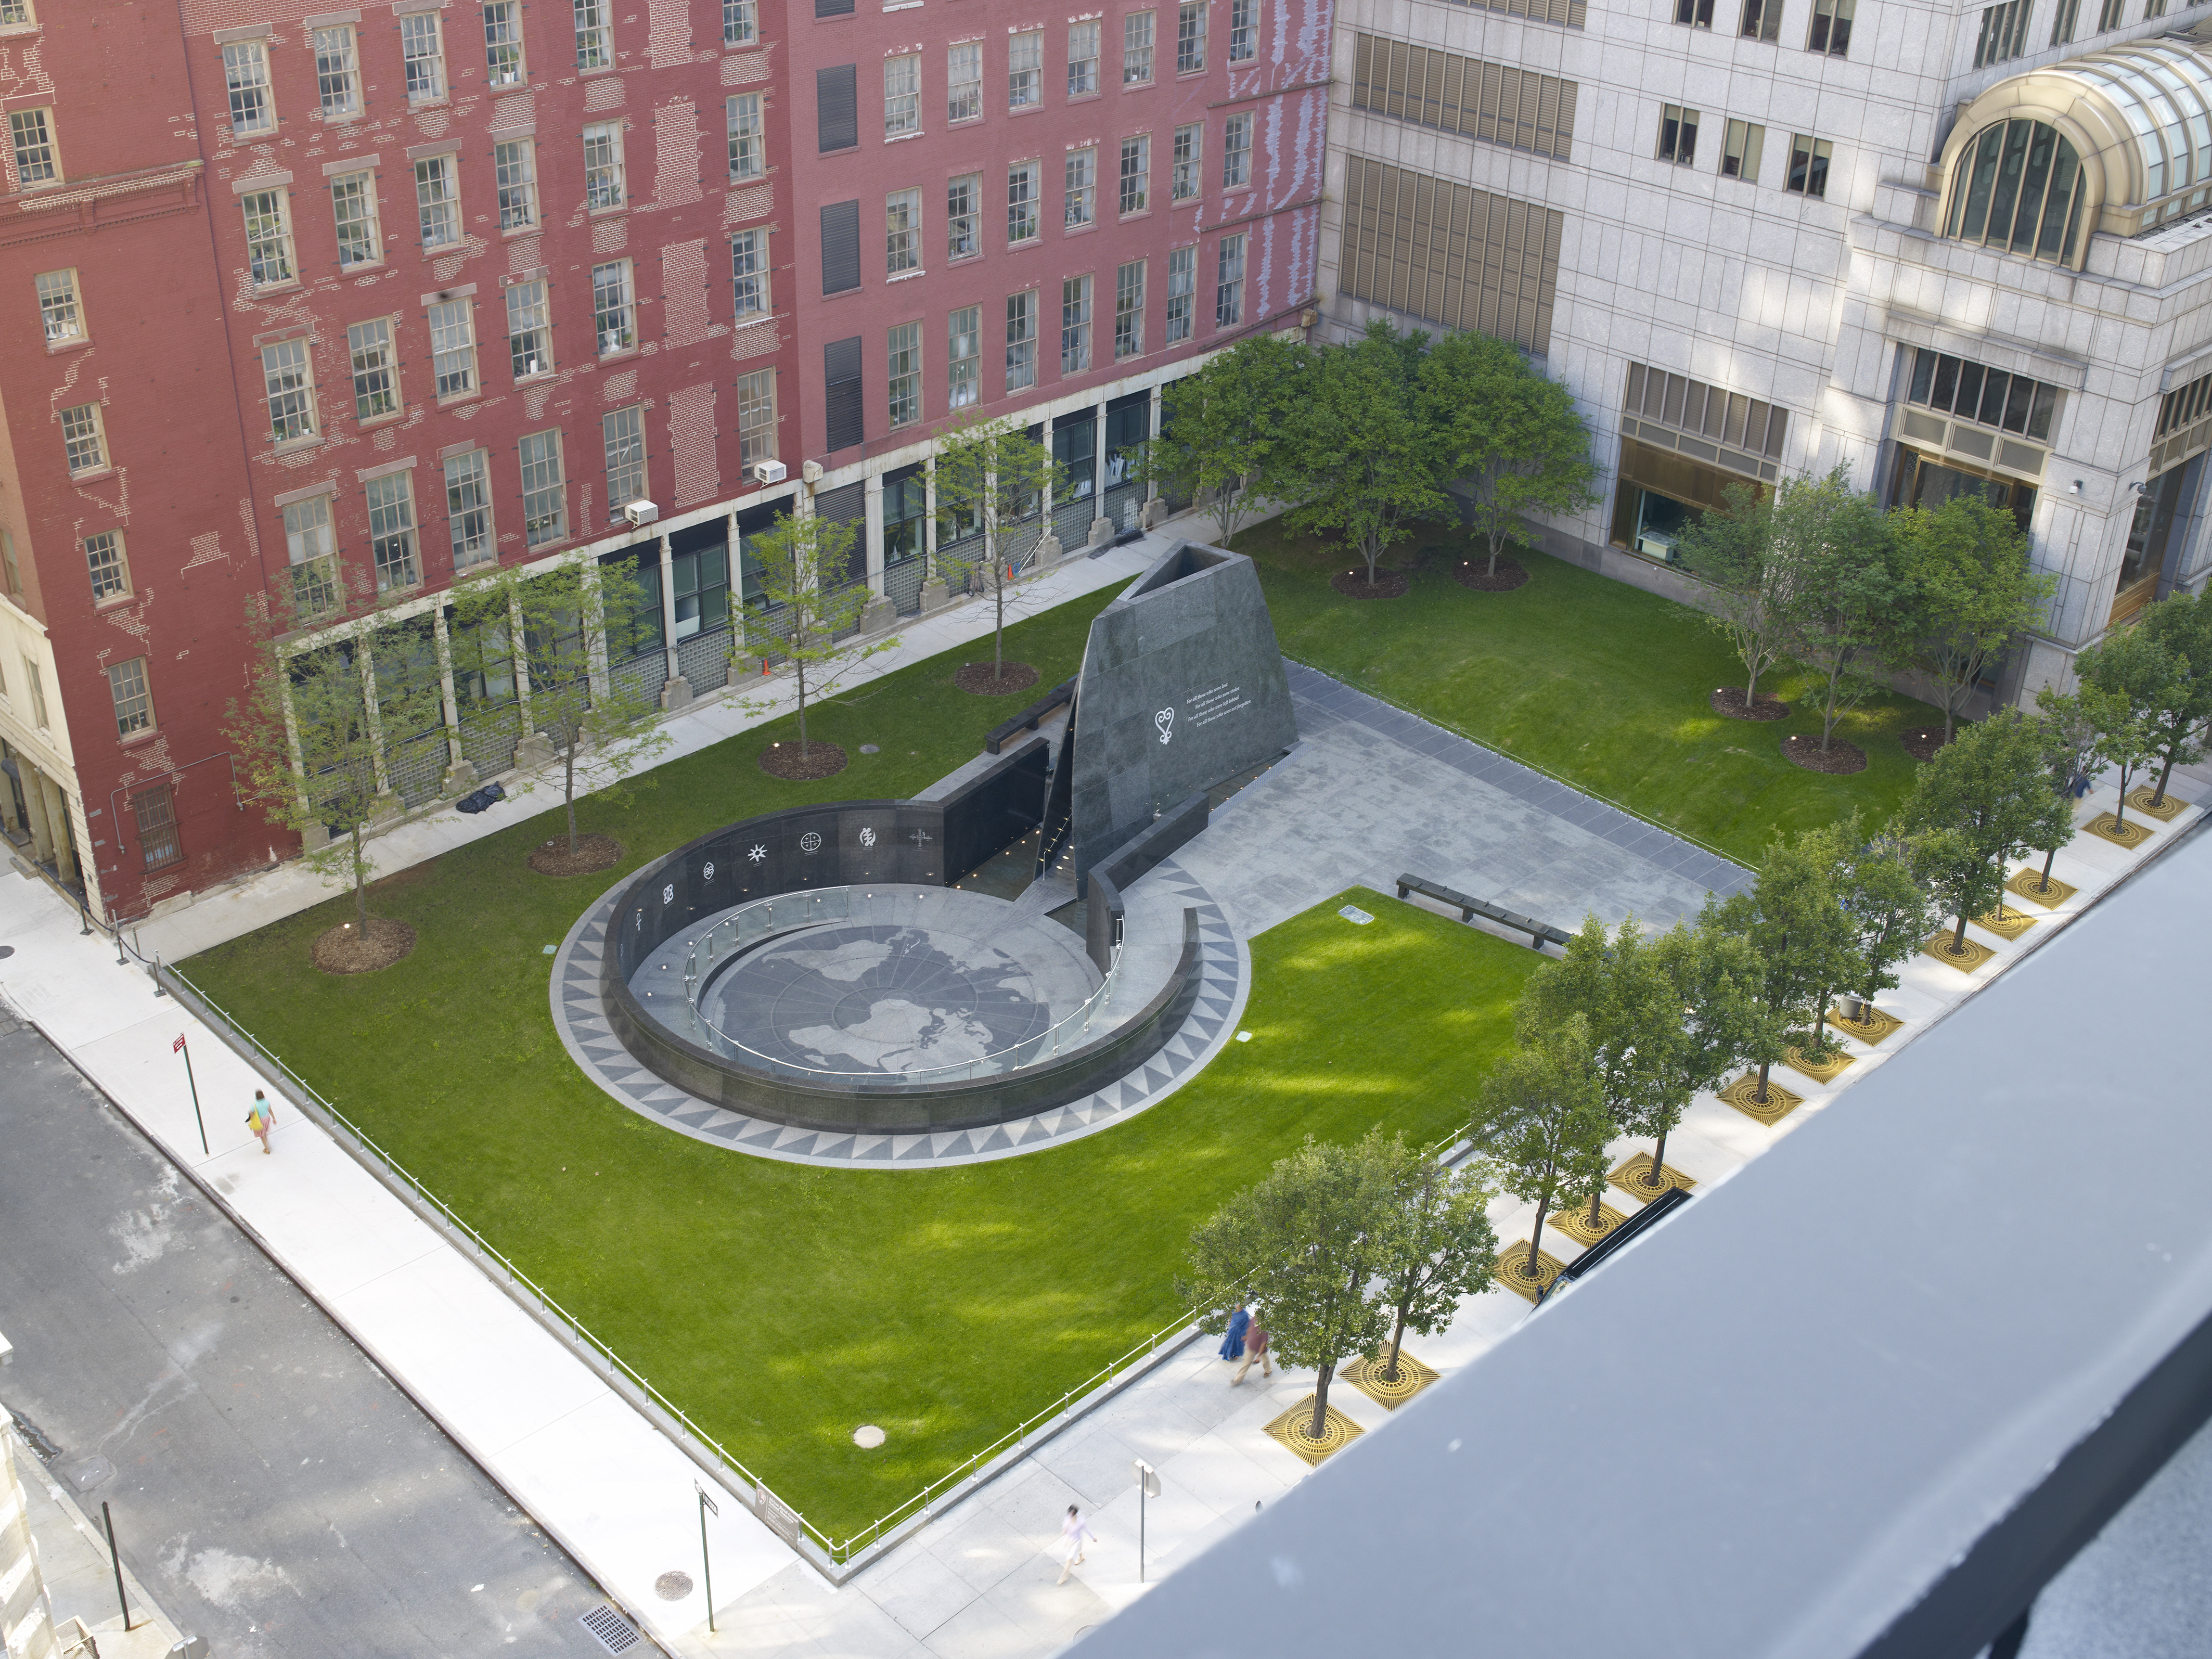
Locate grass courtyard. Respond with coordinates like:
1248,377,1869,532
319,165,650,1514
183,582,1539,1542
1232,518,1943,864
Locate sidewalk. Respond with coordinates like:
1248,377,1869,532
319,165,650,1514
6,1424,185,1659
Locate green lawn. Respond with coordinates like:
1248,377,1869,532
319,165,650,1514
182,567,1538,1546
1234,517,1940,864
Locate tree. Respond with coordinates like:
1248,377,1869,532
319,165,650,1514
1830,818,1946,1022
741,509,898,758
1180,1135,1395,1442
1281,319,1445,586
2025,681,2117,891
1895,494,2054,742
1473,1018,1612,1284
1143,333,1312,549
932,412,1066,680
1898,709,2071,951
1421,332,1598,580
1636,922,1760,1185
446,555,671,855
1706,829,1855,1100
1368,1134,1498,1384
1677,479,1795,708
1767,469,1907,754
2133,590,2212,807
2072,625,2178,831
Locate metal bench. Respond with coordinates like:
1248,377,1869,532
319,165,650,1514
1394,873,1572,949
983,678,1077,754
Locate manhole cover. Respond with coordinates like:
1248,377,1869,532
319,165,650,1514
653,1571,693,1601
579,1604,640,1653
1338,905,1374,925
853,1424,886,1449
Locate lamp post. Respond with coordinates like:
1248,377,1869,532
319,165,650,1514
1131,1459,1161,1584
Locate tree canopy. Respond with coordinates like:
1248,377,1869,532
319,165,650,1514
1420,332,1596,578
1895,495,2052,743
1147,333,1312,550
1280,319,1445,585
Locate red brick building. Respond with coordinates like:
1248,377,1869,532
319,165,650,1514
0,0,1326,926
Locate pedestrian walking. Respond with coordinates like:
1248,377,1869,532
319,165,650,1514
1217,1300,1249,1365
245,1089,276,1155
1231,1320,1272,1385
1054,1504,1097,1585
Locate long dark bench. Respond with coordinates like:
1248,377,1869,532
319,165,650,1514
983,678,1076,754
1395,873,1571,949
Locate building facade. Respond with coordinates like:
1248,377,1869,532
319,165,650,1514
0,0,1328,925
1317,0,2212,702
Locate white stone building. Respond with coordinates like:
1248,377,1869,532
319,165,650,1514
1315,0,2212,697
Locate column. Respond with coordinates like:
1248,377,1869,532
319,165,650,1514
0,750,24,841
657,531,692,709
920,458,948,611
432,607,475,795
1144,382,1166,526
358,641,402,820
19,762,54,863
36,770,75,883
727,508,760,680
859,470,895,633
1089,399,1113,549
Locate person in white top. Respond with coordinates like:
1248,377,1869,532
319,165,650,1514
1055,1503,1097,1584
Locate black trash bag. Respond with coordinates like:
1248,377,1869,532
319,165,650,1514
455,780,508,814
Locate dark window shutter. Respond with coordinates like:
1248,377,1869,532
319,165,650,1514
820,200,861,295
824,336,864,452
817,66,858,152
814,480,868,581
816,0,854,16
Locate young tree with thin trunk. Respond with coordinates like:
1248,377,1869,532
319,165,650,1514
1180,1135,1396,1442
2024,682,2116,893
1898,708,2072,950
1895,495,2053,743
1676,479,1794,708
1707,830,1855,1100
1282,319,1444,587
1474,1018,1612,1283
2133,590,2212,808
447,555,671,856
740,510,898,760
932,412,1066,681
1142,333,1312,549
1769,469,1908,755
1830,818,1946,1025
1420,332,1598,580
1368,1132,1498,1384
1633,921,1760,1189
2074,624,2182,831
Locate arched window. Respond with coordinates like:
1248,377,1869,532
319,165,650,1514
1947,119,2088,264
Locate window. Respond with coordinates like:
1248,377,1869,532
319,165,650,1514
7,109,56,187
1738,0,1781,41
2050,0,2081,37
731,228,769,317
1808,0,1854,54
888,321,921,428
1172,124,1203,199
1675,0,1714,25
887,188,922,273
1658,105,1699,165
1165,245,1194,341
493,139,537,230
1120,135,1149,214
1907,349,2059,441
520,431,567,544
314,26,363,117
1946,120,2087,265
1006,290,1037,390
331,171,382,267
0,530,15,598
428,298,478,396
818,64,858,151
2097,0,2124,25
401,12,446,103
724,0,757,45
1009,160,1040,242
948,304,980,407
366,472,420,591
574,0,612,70
1113,260,1144,358
1722,119,1764,181
1070,20,1100,94
1176,1,1206,72
1347,36,1579,163
949,41,983,121
507,279,551,377
1062,274,1092,374
0,2,29,24
1222,112,1251,186
583,122,625,209
722,100,763,186
825,336,863,451
348,318,398,418
948,173,980,257
107,659,153,739
35,269,81,344
592,260,635,354
85,531,128,602
241,189,294,284
603,406,646,514
415,154,460,248
1785,133,1832,198
223,41,274,137
59,403,106,475
484,3,527,83
261,338,318,444
1229,0,1256,60
1010,31,1042,109
736,369,777,462
283,495,338,615
133,787,182,871
1124,12,1155,82
1066,147,1096,226
1214,232,1244,327
22,658,47,729
885,54,920,136
1973,0,2032,67
445,450,494,567
821,198,861,291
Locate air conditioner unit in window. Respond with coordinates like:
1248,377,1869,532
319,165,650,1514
623,499,660,528
751,458,787,485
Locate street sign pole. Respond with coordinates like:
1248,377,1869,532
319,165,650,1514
1131,1459,1161,1584
172,1035,208,1155
697,1484,719,1634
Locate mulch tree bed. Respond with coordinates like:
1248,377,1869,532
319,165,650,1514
1330,568,1410,600
1781,735,1868,775
312,916,417,974
758,740,848,780
953,661,1041,696
1452,555,1529,593
1711,687,1792,722
1900,726,1952,762
527,833,625,878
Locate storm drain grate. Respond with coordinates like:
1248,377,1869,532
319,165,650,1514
579,1604,641,1653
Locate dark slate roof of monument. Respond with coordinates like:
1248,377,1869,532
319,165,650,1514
1070,824,2212,1659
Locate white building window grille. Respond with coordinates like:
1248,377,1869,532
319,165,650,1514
1172,123,1202,199
949,41,983,122
415,155,461,248
520,430,567,544
1069,21,1100,94
8,108,56,187
507,279,551,378
887,321,920,428
1061,274,1092,374
1658,105,1699,165
348,318,399,419
428,299,478,397
314,27,363,117
262,337,318,444
727,94,764,178
574,0,612,70
1739,0,1781,42
1009,31,1043,110
1674,0,1714,25
59,402,106,475
1620,361,1789,480
603,405,647,516
331,171,382,267
494,139,538,229
1722,119,1764,181
445,449,494,568
885,55,920,136
731,228,769,316
736,369,777,462
1008,161,1040,243
23,658,47,730
484,3,528,83
224,41,274,137
1785,133,1832,198
1229,0,1256,60
1908,349,2059,441
1066,147,1096,227
0,2,33,25
1222,112,1251,186
1120,135,1149,214
1947,120,2086,263
283,495,339,614
1006,290,1037,390
886,188,922,274
85,531,128,602
1114,260,1143,358
1176,1,1205,73
107,658,153,738
1808,0,1854,54
592,260,635,354
1124,12,1155,82
725,0,758,44
366,472,421,591
401,12,447,103
948,173,980,257
1214,232,1244,327
242,189,294,284
36,268,82,343
1165,245,1193,341
948,305,980,407
584,122,626,209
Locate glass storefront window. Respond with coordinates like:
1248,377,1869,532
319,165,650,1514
1052,415,1096,499
884,465,927,567
671,541,729,640
1887,447,2036,534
